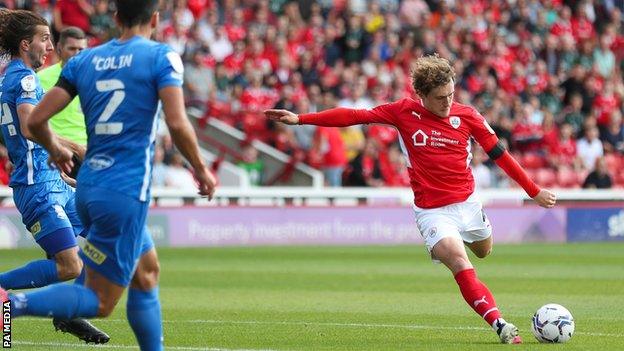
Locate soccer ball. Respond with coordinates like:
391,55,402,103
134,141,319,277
531,303,575,343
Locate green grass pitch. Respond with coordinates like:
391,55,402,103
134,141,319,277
2,243,623,350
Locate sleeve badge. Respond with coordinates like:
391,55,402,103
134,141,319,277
20,75,37,92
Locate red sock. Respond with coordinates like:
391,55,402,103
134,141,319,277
454,268,501,326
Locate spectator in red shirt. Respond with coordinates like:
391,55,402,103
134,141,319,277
53,0,93,34
549,123,580,169
512,104,544,153
593,81,621,127
380,142,410,187
550,5,573,38
224,7,246,42
571,4,596,42
311,126,347,187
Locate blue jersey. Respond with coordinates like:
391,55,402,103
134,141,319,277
0,59,59,186
61,36,183,201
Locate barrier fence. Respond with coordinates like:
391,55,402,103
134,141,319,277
0,186,622,248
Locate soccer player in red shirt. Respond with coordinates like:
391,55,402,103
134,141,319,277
265,54,557,344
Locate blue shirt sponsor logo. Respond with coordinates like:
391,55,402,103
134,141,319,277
87,154,115,170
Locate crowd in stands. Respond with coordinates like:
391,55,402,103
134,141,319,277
1,0,623,189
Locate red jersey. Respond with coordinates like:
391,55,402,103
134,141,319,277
300,98,500,208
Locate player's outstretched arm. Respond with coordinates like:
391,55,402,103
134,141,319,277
484,142,556,208
264,109,300,125
266,107,390,127
159,86,217,200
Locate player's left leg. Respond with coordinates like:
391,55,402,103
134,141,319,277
127,241,163,351
462,206,493,259
0,227,79,289
465,235,492,258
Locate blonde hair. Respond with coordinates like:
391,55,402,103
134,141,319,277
411,54,455,96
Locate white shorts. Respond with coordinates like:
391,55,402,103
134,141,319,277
412,193,492,260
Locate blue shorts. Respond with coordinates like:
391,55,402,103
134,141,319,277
12,179,85,256
76,186,154,287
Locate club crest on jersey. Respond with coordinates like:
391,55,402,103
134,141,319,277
428,227,437,238
20,75,36,92
449,116,461,129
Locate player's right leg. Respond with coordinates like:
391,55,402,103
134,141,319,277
414,202,521,344
52,186,111,345
432,236,521,344
75,185,151,319
4,186,147,323
76,186,160,350
0,181,81,288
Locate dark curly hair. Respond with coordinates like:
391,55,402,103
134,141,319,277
411,54,456,97
0,9,49,62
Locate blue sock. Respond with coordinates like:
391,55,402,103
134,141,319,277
74,267,86,286
0,259,58,289
127,287,163,351
10,283,99,319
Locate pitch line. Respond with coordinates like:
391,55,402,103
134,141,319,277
12,341,278,351
21,318,624,338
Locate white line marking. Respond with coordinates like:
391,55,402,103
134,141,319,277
20,318,624,338
12,341,278,351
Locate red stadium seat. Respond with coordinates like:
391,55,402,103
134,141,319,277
535,168,557,187
613,171,624,188
520,153,546,169
604,153,622,175
557,167,580,188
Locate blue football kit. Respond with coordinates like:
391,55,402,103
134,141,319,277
3,31,179,351
0,59,83,256
60,36,183,286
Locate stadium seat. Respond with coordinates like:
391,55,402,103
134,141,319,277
613,171,624,188
535,168,557,187
604,153,622,175
557,167,580,188
520,153,546,169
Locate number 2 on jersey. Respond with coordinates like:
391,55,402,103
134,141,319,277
95,79,125,135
